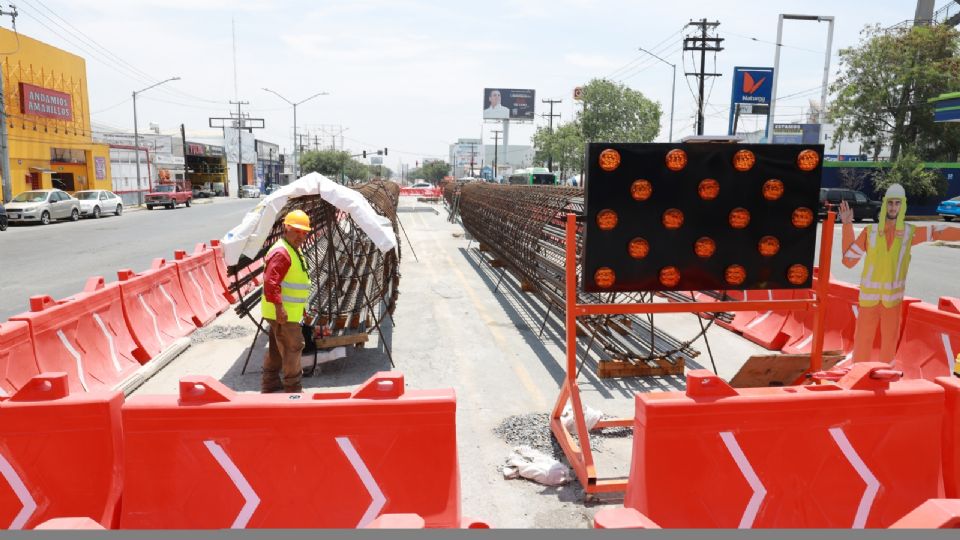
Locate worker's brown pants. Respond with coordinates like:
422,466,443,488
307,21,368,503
852,304,901,364
262,320,304,393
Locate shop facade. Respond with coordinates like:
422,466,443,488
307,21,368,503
185,141,227,195
0,28,111,201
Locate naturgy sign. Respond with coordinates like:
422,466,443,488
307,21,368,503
19,82,74,121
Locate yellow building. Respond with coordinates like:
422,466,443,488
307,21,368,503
0,27,111,199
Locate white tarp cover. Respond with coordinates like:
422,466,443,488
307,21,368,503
221,172,398,266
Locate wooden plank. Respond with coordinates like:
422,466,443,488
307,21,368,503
597,357,685,379
315,333,369,349
729,351,844,388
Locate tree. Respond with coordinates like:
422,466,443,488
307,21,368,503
416,160,449,183
873,150,947,199
830,24,960,162
579,78,662,143
300,149,351,177
533,122,585,181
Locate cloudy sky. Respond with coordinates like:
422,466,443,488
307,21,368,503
10,0,928,169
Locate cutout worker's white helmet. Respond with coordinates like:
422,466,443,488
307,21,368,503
885,183,906,200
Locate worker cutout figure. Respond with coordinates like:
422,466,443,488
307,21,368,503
840,183,960,373
260,209,313,393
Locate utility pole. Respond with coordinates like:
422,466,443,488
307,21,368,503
0,6,16,202
229,100,249,197
180,123,189,187
491,130,502,181
540,99,561,172
683,19,724,135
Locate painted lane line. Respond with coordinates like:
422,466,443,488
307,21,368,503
719,431,766,529
92,313,122,373
336,437,386,528
0,451,37,530
56,330,89,392
203,440,260,529
828,427,879,529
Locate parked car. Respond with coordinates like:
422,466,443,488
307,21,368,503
192,186,215,199
73,189,123,218
937,195,960,222
0,202,7,231
264,184,279,195
818,188,881,222
5,189,80,225
239,185,261,198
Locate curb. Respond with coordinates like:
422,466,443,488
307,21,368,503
113,337,191,396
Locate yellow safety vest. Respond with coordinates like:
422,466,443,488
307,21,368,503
858,223,914,308
261,239,311,322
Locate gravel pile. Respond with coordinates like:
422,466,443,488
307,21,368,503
492,413,634,461
190,325,253,344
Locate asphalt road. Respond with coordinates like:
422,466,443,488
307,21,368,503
0,198,260,321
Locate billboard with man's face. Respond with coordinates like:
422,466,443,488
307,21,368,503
483,88,535,120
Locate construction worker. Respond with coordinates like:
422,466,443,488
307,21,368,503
261,209,312,393
840,184,960,369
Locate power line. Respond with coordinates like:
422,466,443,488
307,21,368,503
683,19,724,136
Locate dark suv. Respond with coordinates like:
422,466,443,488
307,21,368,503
819,188,881,222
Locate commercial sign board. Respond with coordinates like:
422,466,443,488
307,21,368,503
483,88,536,121
728,67,774,135
94,157,106,180
186,142,225,157
19,82,73,121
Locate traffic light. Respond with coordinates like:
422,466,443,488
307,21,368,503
384,147,388,156
362,151,367,158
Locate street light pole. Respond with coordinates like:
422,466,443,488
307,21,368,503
133,77,180,205
262,88,329,179
638,47,676,143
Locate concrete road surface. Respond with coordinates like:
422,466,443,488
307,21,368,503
0,198,259,321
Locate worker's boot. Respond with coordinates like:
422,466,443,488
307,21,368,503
261,370,282,394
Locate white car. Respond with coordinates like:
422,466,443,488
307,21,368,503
411,182,432,188
5,189,80,225
74,190,123,218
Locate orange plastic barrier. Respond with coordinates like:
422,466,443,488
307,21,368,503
889,500,960,528
936,376,960,499
10,278,146,394
208,239,238,304
894,302,960,381
117,259,200,360
172,244,230,326
740,290,806,350
120,372,465,529
621,364,943,528
0,322,40,398
940,296,960,315
399,187,441,197
0,373,123,530
33,517,106,530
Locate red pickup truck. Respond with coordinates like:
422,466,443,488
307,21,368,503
145,183,193,210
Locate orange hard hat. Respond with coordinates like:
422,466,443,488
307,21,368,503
283,209,311,231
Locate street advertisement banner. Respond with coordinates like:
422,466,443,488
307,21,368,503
19,82,73,121
483,88,535,120
728,67,774,135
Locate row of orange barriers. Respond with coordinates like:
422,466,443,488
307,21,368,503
0,240,251,399
594,363,960,528
399,186,442,198
687,277,960,381
0,371,486,530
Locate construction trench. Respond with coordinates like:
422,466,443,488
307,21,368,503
2,160,960,529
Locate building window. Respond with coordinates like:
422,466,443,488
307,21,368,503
50,147,87,164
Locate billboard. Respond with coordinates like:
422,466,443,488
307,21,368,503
19,82,73,121
483,88,535,120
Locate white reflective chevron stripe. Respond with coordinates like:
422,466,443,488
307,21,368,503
203,440,260,529
719,432,766,529
794,333,814,351
201,267,221,302
0,452,37,529
828,427,879,529
158,283,185,331
846,243,865,257
943,334,955,373
138,293,163,347
56,330,88,392
336,437,386,528
92,313,122,373
746,311,773,330
189,272,209,308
